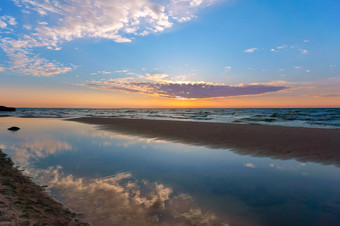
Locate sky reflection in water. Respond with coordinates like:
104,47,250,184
1,118,340,225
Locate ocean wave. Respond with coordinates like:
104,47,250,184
2,108,339,129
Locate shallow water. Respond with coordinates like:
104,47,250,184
1,118,340,225
2,108,340,129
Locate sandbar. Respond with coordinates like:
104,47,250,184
69,117,340,166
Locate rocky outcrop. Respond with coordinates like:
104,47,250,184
0,106,16,112
7,127,20,131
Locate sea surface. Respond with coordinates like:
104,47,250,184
2,108,340,129
1,117,340,225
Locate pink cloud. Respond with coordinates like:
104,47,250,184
85,81,287,99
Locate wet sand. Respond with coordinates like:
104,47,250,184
69,117,340,166
0,150,87,225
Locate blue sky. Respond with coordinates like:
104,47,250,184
0,0,339,107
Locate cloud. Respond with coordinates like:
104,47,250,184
270,45,288,53
121,82,286,99
23,24,32,30
1,0,223,76
0,66,5,72
10,139,72,166
244,163,255,168
83,73,287,99
115,69,129,73
29,0,173,45
243,47,257,53
270,43,309,55
0,37,72,76
95,70,112,75
168,0,221,22
276,45,287,50
31,167,227,225
311,94,340,98
300,49,308,54
0,20,6,28
13,0,221,46
224,66,232,71
0,15,17,28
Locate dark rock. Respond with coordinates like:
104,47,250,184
8,126,20,131
0,106,16,111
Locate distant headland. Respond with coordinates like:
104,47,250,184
0,106,16,112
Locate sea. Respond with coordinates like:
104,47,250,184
2,108,340,129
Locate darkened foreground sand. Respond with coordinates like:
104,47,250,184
69,117,340,166
0,150,87,225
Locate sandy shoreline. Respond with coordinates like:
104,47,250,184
69,117,340,166
0,150,87,225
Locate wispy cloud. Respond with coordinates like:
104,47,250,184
25,0,173,44
283,77,340,103
23,24,32,30
0,37,72,76
269,42,310,55
168,0,221,23
312,94,340,98
300,48,308,54
0,20,6,28
243,47,257,53
83,73,287,99
1,0,224,76
14,0,223,45
38,21,48,25
277,45,288,49
224,66,232,71
115,69,129,73
96,71,112,75
270,45,288,52
0,15,17,28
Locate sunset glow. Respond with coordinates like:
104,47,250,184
1,0,339,108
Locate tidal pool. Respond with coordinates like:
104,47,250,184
1,118,340,225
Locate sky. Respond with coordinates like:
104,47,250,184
0,0,339,108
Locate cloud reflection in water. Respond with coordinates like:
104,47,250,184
10,139,72,166
33,166,228,226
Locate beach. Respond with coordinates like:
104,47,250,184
1,0,339,223
0,149,87,225
69,117,340,166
